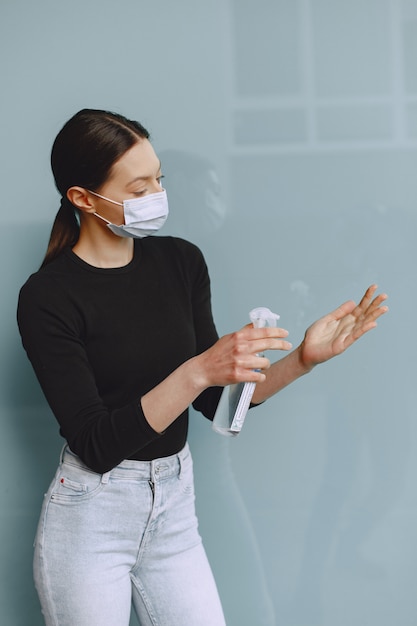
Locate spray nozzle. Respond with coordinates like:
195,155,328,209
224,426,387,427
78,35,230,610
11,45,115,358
249,307,280,328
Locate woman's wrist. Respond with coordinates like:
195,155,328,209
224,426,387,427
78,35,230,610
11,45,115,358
294,342,316,376
185,353,213,394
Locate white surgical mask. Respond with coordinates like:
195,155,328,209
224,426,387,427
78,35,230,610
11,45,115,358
89,189,169,238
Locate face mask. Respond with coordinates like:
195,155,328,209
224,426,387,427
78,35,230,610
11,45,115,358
89,189,169,238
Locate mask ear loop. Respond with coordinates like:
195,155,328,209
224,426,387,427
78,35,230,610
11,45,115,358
88,190,124,226
93,212,112,225
89,190,123,206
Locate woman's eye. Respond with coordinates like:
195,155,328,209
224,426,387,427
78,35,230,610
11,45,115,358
133,176,164,196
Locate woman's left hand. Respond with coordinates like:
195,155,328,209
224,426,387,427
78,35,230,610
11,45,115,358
299,284,388,369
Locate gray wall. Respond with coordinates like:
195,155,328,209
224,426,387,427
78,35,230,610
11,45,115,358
1,1,415,624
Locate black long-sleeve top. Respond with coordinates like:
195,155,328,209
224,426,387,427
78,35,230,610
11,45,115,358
17,236,223,473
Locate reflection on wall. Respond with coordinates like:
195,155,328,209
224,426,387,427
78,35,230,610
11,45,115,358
160,151,225,242
162,150,275,625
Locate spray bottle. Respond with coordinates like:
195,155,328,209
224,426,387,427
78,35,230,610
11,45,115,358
212,307,280,436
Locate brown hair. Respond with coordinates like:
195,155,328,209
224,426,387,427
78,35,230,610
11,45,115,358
41,109,150,267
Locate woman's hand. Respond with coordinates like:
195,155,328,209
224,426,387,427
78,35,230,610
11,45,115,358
298,284,388,369
196,324,293,388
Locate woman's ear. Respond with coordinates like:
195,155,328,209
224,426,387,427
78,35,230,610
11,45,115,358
67,187,96,213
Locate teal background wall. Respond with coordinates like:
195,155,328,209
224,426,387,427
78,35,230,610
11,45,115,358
1,1,415,624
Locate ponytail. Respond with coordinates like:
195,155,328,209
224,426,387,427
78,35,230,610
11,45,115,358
40,197,79,268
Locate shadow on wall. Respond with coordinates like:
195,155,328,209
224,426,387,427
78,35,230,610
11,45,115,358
0,222,64,625
159,150,226,244
160,149,276,626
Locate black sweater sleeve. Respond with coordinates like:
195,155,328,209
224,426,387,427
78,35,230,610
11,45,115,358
17,275,162,472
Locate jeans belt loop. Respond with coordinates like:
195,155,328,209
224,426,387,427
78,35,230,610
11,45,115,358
60,444,69,464
178,451,184,480
101,470,111,485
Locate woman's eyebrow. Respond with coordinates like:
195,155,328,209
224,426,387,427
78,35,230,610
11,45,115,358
126,161,162,187
127,175,147,186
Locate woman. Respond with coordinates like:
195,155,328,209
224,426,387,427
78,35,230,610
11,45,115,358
17,108,388,626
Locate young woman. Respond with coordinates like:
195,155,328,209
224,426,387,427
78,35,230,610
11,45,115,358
17,109,388,626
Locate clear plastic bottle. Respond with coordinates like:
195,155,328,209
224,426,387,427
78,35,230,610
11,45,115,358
212,307,280,436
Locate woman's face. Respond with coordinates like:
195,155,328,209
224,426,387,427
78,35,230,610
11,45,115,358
91,138,163,225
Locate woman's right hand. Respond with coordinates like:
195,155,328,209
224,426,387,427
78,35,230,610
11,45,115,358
195,324,293,388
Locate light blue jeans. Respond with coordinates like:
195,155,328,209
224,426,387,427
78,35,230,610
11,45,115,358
34,443,226,626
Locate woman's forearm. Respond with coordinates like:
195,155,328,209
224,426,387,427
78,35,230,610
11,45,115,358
251,346,313,405
140,355,208,433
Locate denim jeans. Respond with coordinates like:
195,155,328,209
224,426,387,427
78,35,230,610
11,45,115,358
34,443,226,626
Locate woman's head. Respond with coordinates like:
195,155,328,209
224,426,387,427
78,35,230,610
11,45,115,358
51,109,150,198
42,109,150,267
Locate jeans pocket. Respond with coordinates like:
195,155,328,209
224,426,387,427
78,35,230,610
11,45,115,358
50,462,105,503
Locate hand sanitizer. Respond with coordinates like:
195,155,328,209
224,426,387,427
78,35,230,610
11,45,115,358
212,307,280,437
